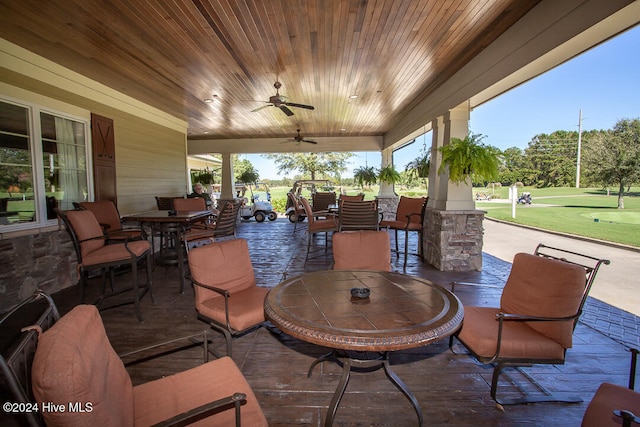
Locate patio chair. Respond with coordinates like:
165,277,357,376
287,191,306,234
76,200,146,242
582,348,639,427
312,191,337,216
55,208,154,322
333,230,392,271
30,303,268,427
0,290,59,427
187,238,269,357
379,196,427,268
337,199,380,231
155,196,175,210
449,244,610,405
338,193,365,202
299,196,338,262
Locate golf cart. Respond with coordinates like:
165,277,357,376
237,182,278,222
285,179,335,223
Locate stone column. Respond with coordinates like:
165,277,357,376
377,147,398,221
219,152,236,204
423,101,484,271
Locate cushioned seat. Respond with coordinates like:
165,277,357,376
31,304,267,427
450,247,609,404
333,230,391,271
379,196,426,267
188,238,269,357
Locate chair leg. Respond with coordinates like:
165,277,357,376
394,229,399,256
146,252,155,303
131,260,143,322
403,229,410,268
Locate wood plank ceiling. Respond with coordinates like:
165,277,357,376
0,0,540,141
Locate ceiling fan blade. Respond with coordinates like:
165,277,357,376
285,102,315,110
279,105,294,116
251,104,272,113
302,139,318,144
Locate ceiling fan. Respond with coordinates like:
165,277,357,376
281,129,318,145
251,81,315,116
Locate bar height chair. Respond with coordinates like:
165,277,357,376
379,196,427,268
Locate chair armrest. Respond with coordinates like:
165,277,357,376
612,409,640,426
119,330,211,365
497,312,579,323
191,279,230,297
150,392,247,427
450,280,504,292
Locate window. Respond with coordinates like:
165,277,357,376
0,98,90,230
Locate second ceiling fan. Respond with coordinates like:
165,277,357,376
252,81,315,116
281,129,317,145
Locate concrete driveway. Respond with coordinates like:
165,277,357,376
482,218,640,316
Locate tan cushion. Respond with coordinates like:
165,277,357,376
32,305,134,426
197,286,268,331
82,240,150,267
333,231,391,271
133,356,267,427
78,200,122,233
67,209,106,257
501,253,586,348
582,382,640,427
457,306,566,360
188,239,257,306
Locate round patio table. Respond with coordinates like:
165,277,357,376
264,270,464,426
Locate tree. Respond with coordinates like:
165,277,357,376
525,131,577,187
583,118,640,208
353,165,377,189
498,147,528,185
262,152,353,180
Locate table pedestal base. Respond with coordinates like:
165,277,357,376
308,350,424,427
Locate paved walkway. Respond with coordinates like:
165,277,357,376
482,218,639,349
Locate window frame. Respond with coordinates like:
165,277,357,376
0,94,92,233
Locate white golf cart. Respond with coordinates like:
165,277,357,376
237,182,277,222
284,179,335,223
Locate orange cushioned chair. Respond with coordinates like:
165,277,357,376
56,208,153,322
31,304,268,427
333,230,391,271
379,196,426,267
450,246,609,405
299,196,337,261
77,200,146,242
188,238,268,357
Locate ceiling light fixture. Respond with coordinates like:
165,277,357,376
349,95,358,99
204,98,213,103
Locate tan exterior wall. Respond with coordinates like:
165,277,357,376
0,41,188,311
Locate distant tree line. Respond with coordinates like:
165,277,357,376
493,118,640,208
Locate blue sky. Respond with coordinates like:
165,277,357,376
247,24,640,180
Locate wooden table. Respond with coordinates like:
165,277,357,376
264,270,464,426
121,210,212,293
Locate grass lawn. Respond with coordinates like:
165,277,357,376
476,186,640,247
257,184,640,248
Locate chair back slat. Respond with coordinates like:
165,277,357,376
338,199,379,231
155,196,175,210
173,197,206,211
312,192,336,212
213,201,241,240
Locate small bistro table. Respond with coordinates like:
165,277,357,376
121,210,212,293
264,270,464,426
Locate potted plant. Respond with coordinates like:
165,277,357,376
437,133,500,184
405,149,430,191
378,165,401,185
353,165,378,190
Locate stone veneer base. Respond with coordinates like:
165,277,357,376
423,208,484,271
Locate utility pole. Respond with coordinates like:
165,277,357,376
576,109,583,188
